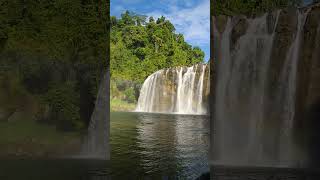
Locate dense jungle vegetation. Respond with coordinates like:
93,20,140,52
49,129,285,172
110,11,205,111
213,0,319,16
0,0,109,134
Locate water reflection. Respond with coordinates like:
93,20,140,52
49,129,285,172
1,112,209,180
133,112,210,179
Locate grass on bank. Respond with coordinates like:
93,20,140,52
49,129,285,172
111,98,136,112
0,120,80,145
0,119,81,157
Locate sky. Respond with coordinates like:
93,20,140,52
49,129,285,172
110,0,210,62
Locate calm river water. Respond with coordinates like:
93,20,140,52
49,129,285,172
0,112,210,180
110,112,210,179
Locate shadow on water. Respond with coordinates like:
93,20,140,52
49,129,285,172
0,159,112,180
210,165,320,180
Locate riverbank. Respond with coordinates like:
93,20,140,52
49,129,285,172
110,98,136,112
0,120,82,158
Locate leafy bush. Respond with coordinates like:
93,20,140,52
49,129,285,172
42,81,82,131
124,87,136,103
0,71,29,112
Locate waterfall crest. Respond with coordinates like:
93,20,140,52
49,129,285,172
212,9,312,167
136,64,209,114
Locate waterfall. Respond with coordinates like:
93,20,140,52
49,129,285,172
196,65,206,114
278,9,310,165
80,71,109,160
212,9,310,167
136,64,209,114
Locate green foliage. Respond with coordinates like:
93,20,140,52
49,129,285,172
0,120,81,156
214,0,304,16
110,78,137,111
110,98,136,112
0,0,109,131
110,78,140,102
124,87,136,104
43,82,82,131
1,0,109,67
0,71,29,112
110,11,204,84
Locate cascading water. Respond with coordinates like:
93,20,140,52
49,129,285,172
212,9,311,167
80,71,109,160
136,64,209,114
277,9,311,165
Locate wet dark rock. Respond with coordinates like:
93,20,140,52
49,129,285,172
231,17,249,50
267,11,278,34
214,15,228,33
196,172,210,180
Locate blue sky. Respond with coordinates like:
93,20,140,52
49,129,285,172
111,0,210,62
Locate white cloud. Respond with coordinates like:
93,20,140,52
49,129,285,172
147,0,210,47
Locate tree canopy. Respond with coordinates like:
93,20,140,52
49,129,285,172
110,11,205,83
213,0,314,16
0,0,109,131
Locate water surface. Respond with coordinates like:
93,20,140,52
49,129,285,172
110,112,210,179
0,112,209,180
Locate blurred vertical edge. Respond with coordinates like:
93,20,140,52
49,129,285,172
209,0,215,179
105,0,110,161
0,0,110,159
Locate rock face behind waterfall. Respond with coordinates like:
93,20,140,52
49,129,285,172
136,64,209,114
212,3,320,167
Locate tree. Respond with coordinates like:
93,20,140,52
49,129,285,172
0,0,109,131
149,16,155,23
156,16,166,24
110,10,205,89
121,10,135,25
214,0,304,16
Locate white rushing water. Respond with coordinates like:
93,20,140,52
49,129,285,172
212,9,310,167
136,64,209,114
80,71,109,160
